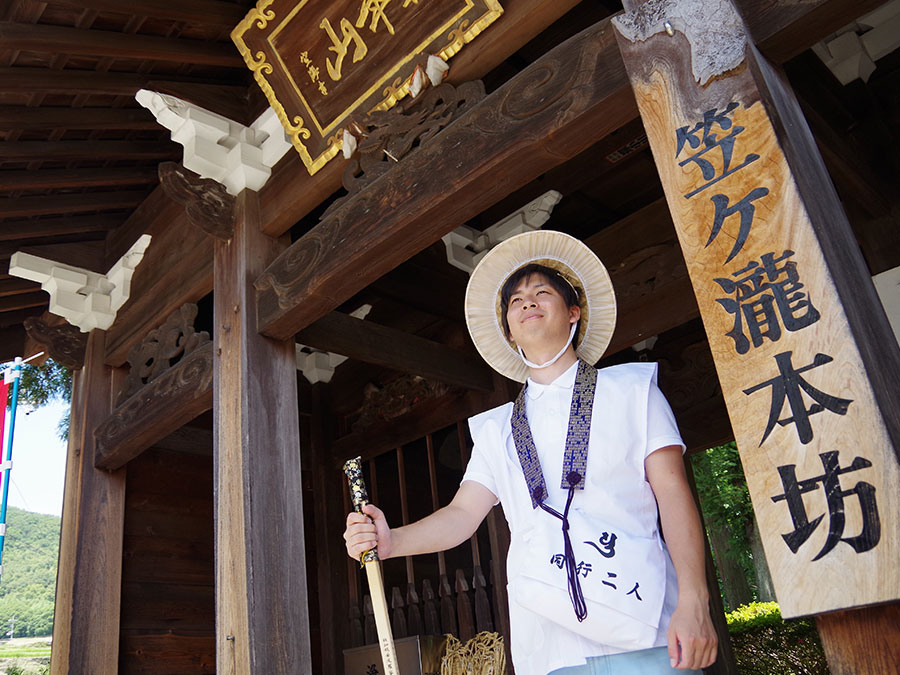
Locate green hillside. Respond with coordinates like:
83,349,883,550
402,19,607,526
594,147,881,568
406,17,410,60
0,507,60,638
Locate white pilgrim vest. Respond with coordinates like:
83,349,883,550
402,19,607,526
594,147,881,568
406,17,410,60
464,362,684,674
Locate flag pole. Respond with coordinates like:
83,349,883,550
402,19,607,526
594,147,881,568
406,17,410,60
0,357,23,584
0,352,43,585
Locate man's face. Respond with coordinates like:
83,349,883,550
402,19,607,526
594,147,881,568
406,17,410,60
505,273,580,355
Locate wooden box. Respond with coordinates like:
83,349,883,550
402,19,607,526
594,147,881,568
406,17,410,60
343,634,446,675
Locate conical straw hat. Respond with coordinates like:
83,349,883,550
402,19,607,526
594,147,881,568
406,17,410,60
465,230,617,382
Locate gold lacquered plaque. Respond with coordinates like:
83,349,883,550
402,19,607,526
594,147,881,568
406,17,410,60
232,0,503,175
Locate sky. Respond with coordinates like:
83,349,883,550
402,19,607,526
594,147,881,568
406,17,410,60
2,397,68,518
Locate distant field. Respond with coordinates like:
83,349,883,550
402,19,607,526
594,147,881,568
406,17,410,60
0,638,52,674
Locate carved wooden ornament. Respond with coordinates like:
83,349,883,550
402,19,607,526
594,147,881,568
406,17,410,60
22,316,87,370
118,303,211,405
159,162,236,240
95,303,213,470
231,0,502,175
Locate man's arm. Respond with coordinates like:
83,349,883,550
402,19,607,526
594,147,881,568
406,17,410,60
344,480,498,561
645,445,718,671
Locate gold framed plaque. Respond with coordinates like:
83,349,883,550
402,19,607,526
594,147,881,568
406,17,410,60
232,0,503,175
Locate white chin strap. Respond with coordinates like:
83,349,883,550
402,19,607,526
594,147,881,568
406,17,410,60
517,323,578,369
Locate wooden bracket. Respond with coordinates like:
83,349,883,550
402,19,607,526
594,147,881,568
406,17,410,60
159,162,236,241
23,315,87,370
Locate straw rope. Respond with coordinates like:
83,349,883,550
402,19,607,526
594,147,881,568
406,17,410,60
440,631,507,675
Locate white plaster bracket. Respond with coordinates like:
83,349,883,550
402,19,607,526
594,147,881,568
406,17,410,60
812,0,900,85
442,190,563,274
295,304,373,383
9,235,152,333
136,90,293,195
873,265,900,347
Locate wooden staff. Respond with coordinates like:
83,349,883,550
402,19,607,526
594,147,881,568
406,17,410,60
343,456,399,675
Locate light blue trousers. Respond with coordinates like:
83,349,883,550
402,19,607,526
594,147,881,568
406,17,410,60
548,647,702,674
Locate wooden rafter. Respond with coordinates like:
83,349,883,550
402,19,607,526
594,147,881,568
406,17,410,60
0,215,121,241
0,167,160,192
1,141,177,161
0,67,245,96
0,105,158,131
0,292,47,312
0,278,40,297
0,22,244,68
40,0,248,28
0,191,149,218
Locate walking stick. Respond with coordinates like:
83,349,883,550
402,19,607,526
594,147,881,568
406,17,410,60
343,456,399,675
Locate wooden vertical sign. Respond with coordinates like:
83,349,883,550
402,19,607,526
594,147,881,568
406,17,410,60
613,0,900,620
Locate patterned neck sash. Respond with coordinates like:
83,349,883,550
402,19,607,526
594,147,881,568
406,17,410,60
511,359,598,623
511,359,598,508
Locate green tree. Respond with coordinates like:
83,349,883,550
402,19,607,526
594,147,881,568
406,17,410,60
691,442,762,610
0,508,61,638
2,359,72,440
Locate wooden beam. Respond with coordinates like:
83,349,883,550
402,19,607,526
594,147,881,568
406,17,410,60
0,105,158,131
0,291,46,312
0,167,160,192
103,190,212,367
41,0,248,27
50,331,125,674
255,18,638,339
330,388,499,463
213,192,312,673
0,278,40,297
1,241,105,273
0,190,150,218
94,344,214,471
0,141,177,162
0,325,25,362
0,22,243,68
297,311,493,391
584,198,699,355
0,67,245,97
817,605,900,674
0,215,121,241
749,0,887,64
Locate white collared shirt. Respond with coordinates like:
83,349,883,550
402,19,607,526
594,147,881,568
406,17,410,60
462,361,685,675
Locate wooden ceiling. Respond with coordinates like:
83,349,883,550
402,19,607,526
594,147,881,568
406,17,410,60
0,0,256,354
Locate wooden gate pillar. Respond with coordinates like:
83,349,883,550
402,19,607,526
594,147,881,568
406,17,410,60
213,191,312,672
50,331,125,675
613,1,900,672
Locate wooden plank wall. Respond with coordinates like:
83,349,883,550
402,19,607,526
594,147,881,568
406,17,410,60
119,447,215,674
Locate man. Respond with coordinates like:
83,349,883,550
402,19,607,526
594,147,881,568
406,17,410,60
345,230,717,673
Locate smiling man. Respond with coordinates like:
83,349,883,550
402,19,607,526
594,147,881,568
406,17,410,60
344,230,717,674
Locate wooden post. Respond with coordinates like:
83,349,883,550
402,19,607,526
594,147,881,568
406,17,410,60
213,191,312,673
614,0,900,671
50,331,125,675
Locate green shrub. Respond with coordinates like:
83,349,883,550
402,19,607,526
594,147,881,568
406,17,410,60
726,602,828,674
726,600,782,633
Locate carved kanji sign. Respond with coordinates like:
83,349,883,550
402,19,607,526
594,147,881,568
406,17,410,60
615,0,900,619
232,0,502,174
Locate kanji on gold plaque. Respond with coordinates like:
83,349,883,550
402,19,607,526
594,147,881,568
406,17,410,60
232,0,503,174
